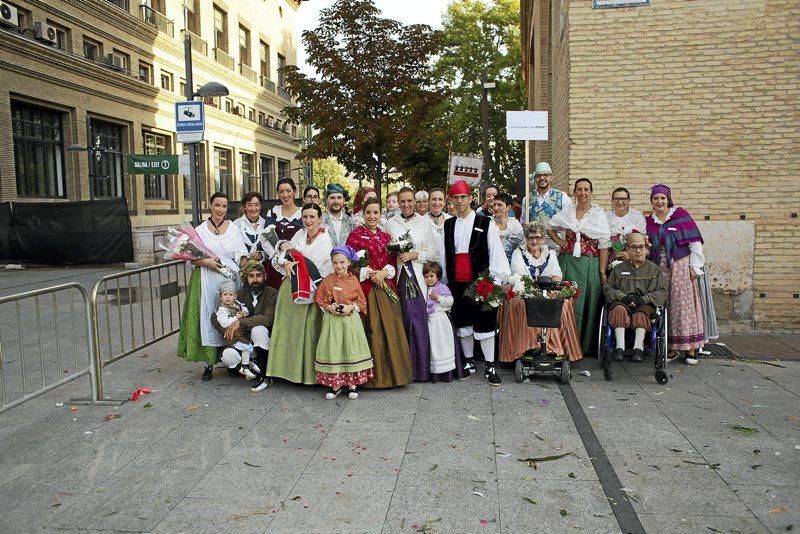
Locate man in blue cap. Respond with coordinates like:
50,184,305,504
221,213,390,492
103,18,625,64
524,162,572,227
322,183,357,246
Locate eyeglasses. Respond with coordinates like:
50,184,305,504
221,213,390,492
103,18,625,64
628,244,647,251
526,235,544,240
612,197,630,202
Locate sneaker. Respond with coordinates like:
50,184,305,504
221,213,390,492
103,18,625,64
348,387,359,400
248,361,261,375
667,351,681,362
227,365,240,378
325,388,341,400
631,349,644,362
684,355,698,365
239,366,256,379
251,377,269,392
202,365,213,381
484,364,502,386
464,359,477,375
612,348,624,361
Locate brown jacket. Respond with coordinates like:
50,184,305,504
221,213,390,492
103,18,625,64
210,285,279,340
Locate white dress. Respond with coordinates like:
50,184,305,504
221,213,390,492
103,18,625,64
510,245,563,280
384,213,440,286
605,208,647,238
427,285,456,374
196,222,248,347
232,215,266,260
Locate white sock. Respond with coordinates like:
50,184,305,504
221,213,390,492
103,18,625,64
614,328,626,350
459,335,474,360
633,329,646,350
479,336,496,364
241,351,251,365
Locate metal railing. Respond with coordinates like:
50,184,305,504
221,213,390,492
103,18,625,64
182,29,207,56
140,5,175,37
260,76,276,92
240,63,257,83
214,48,235,70
0,284,96,414
89,260,191,399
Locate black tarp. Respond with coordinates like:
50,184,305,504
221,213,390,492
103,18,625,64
0,203,12,260
1,199,133,265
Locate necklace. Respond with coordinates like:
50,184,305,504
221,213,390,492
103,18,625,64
306,229,320,245
208,217,225,235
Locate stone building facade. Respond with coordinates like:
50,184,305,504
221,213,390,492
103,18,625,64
521,0,800,331
0,0,303,263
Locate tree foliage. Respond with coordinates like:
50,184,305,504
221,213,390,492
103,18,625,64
430,0,526,192
283,0,442,199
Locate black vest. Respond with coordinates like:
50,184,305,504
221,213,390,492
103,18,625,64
444,213,491,282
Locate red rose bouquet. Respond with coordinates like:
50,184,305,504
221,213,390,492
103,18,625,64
463,270,507,311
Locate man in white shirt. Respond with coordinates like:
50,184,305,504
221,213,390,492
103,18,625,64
440,180,511,385
321,183,357,247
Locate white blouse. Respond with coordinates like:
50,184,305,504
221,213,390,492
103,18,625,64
510,246,562,280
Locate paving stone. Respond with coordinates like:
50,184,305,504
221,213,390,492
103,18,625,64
730,484,800,532
305,428,408,476
152,497,273,533
131,421,249,470
637,513,769,534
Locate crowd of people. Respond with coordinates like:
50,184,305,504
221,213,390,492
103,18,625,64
177,161,718,397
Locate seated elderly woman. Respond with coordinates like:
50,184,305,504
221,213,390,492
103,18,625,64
602,231,667,362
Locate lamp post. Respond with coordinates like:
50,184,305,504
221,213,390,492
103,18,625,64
481,72,495,188
183,8,229,226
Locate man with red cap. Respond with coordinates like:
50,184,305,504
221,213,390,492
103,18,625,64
440,180,511,385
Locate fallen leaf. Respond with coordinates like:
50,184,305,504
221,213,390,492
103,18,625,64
143,402,153,408
472,491,484,497
560,509,568,516
769,507,788,515
496,452,510,458
103,414,121,422
429,464,438,471
70,406,78,412
290,495,302,501
522,497,537,505
467,415,481,421
731,425,758,436
518,452,573,468
243,461,260,468
568,472,576,478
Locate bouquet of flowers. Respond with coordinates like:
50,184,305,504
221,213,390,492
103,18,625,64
386,231,418,299
552,280,580,300
354,249,399,304
611,232,626,255
160,223,233,278
506,273,542,299
258,224,279,258
463,270,507,311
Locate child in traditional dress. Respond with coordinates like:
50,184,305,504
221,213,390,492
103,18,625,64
215,279,258,379
423,262,457,379
315,245,374,399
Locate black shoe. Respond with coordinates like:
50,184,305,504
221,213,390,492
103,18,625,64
484,364,502,386
631,349,644,362
612,348,624,361
464,358,476,375
202,365,213,381
251,376,269,392
227,365,240,378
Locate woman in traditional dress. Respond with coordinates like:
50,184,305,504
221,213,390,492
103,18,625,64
426,188,452,237
385,187,440,381
492,192,524,263
605,187,647,266
263,178,303,289
547,178,611,354
646,184,705,365
499,223,583,362
346,198,413,388
178,192,248,381
351,186,377,227
232,192,266,263
266,203,333,384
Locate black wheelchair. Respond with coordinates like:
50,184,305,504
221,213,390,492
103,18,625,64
596,303,670,384
513,277,571,385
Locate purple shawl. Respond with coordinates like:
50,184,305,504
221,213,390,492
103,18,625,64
426,281,452,315
646,207,703,266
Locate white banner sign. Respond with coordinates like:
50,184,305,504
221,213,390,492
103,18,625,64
447,153,483,186
506,111,548,141
592,0,650,8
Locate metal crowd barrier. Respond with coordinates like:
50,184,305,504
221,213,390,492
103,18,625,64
0,283,96,414
89,260,191,400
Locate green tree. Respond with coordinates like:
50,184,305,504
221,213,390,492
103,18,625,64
282,0,442,200
311,157,351,194
430,0,525,192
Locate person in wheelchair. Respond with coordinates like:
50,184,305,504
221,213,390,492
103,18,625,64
602,231,666,362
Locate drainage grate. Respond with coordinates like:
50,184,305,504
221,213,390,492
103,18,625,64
702,343,740,360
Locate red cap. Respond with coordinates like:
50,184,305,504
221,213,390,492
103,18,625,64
448,180,471,197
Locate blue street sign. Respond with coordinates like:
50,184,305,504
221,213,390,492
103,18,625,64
175,101,205,134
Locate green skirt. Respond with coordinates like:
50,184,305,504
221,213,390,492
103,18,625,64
315,312,373,374
177,268,219,364
558,254,602,354
266,279,323,384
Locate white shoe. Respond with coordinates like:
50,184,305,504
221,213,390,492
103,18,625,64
348,387,359,400
240,366,256,379
251,378,268,392
248,362,261,374
684,356,698,365
325,388,341,400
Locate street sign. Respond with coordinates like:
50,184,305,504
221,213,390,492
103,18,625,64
175,101,204,142
506,111,548,141
127,154,179,174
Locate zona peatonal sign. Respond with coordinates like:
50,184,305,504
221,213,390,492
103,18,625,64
127,154,179,174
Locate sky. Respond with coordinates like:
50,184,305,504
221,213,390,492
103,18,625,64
296,0,452,75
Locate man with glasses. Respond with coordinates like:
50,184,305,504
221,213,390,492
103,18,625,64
523,162,572,228
602,231,666,362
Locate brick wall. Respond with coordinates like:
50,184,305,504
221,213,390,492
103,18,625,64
548,0,570,191
753,222,800,330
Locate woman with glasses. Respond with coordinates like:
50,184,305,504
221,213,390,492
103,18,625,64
498,223,583,363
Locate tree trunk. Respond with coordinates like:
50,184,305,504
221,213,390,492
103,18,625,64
374,153,382,202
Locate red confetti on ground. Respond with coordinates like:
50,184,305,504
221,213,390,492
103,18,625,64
130,387,152,401
480,519,489,526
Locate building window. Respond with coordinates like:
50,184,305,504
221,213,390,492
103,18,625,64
46,22,71,52
213,147,232,195
224,98,233,113
260,155,274,196
278,158,290,180
239,25,251,66
185,0,201,35
179,78,186,96
213,5,228,52
257,111,266,126
259,40,270,80
160,71,174,92
83,38,102,62
108,49,130,74
138,61,153,84
203,96,220,109
11,101,66,198
16,7,32,31
277,53,286,88
143,131,170,200
89,120,124,199
240,152,256,193
182,142,207,201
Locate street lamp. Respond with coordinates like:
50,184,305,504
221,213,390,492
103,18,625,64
183,9,229,226
481,72,495,188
